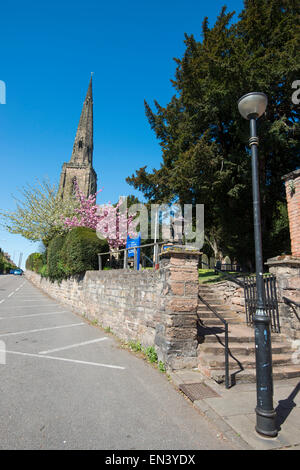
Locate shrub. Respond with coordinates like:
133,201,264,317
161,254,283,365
39,264,48,277
60,227,108,277
25,252,44,273
47,233,67,281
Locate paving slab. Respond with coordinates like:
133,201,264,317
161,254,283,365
170,370,300,450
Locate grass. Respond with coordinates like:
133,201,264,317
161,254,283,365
198,268,246,284
128,340,142,352
127,341,165,372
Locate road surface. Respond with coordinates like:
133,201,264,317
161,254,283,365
0,274,232,450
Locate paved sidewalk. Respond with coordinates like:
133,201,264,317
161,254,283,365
169,370,300,450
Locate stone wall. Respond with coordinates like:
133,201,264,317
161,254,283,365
207,280,245,315
267,256,300,340
26,249,201,370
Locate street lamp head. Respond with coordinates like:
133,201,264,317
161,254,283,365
238,92,268,120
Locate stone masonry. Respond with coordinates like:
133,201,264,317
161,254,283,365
266,256,300,340
26,249,201,370
58,76,97,200
282,169,300,257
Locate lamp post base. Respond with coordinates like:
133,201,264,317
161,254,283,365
255,407,278,438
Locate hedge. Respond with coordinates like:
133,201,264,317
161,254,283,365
25,252,45,273
59,227,108,278
47,233,67,281
26,228,109,281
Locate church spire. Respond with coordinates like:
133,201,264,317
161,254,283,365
70,76,93,165
58,76,97,201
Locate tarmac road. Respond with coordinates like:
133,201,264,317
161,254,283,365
0,274,233,450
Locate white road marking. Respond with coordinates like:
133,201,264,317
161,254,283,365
0,300,4,304
0,349,125,370
0,323,85,338
39,337,108,355
7,292,15,298
0,311,68,320
0,304,61,309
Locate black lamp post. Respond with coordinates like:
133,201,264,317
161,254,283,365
238,92,278,438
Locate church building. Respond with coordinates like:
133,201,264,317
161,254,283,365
58,77,97,200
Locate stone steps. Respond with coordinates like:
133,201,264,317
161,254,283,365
197,304,233,312
199,364,300,384
197,286,300,384
199,352,295,370
200,341,291,356
199,318,243,327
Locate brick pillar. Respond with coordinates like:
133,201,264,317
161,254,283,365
283,169,300,257
154,248,201,370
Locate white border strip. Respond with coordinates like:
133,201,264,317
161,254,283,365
39,337,108,355
0,349,125,370
0,311,68,320
0,323,85,338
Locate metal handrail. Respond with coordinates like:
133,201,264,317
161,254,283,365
198,294,230,389
201,259,245,288
283,296,300,328
97,241,166,257
283,296,300,309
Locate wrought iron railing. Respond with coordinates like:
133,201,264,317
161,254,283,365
198,294,230,389
200,257,280,333
98,241,167,271
243,274,280,333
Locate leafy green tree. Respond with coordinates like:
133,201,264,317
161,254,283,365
127,0,299,268
0,179,78,247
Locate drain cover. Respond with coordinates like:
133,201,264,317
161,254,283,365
179,383,220,401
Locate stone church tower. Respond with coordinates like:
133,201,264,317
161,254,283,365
58,77,97,200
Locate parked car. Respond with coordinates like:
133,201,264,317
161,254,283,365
13,269,23,276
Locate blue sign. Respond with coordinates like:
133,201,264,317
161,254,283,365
126,234,141,270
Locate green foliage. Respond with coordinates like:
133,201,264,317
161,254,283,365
25,252,45,273
59,227,109,278
46,227,108,281
269,201,291,255
128,340,142,352
144,346,158,364
126,0,300,267
47,233,67,281
158,361,166,373
0,178,78,246
39,264,49,278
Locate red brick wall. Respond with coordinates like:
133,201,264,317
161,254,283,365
284,171,300,257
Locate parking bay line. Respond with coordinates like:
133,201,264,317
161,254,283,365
0,304,61,309
0,311,69,320
39,337,108,355
0,322,85,338
0,349,125,370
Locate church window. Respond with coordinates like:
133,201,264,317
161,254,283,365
71,176,77,196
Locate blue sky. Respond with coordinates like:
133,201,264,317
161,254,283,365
0,0,245,267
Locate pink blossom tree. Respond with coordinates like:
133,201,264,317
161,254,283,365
62,181,136,250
